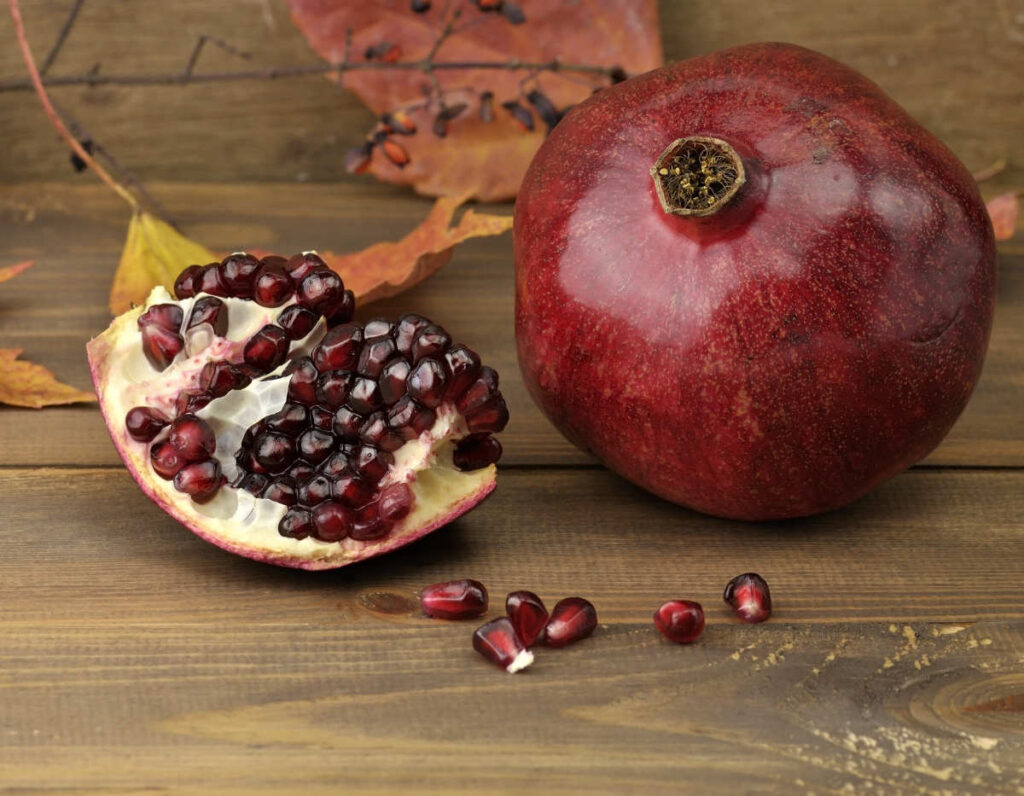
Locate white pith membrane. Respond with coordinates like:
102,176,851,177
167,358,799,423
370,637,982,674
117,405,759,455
87,286,497,570
505,649,534,674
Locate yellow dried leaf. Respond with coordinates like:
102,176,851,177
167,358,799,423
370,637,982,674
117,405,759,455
0,260,33,284
109,211,215,315
0,349,95,408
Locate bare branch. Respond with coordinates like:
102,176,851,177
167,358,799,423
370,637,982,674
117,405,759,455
183,34,251,79
40,0,84,75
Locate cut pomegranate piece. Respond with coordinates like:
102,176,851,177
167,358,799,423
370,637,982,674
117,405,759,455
88,253,507,570
723,573,772,623
653,600,705,643
420,579,488,619
505,591,548,647
544,597,598,647
472,617,534,673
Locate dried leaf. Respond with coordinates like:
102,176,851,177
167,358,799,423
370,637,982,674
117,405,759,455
986,192,1020,241
288,0,662,200
109,211,215,315
0,260,34,283
0,349,95,408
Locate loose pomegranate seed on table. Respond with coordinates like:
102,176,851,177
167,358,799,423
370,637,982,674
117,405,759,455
653,600,705,644
723,573,773,623
472,617,534,673
506,591,549,647
420,579,488,619
544,597,598,647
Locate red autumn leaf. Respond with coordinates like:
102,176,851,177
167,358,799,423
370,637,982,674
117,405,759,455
0,260,34,283
288,0,663,200
986,192,1020,241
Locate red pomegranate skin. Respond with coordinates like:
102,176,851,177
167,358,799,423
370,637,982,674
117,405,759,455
514,43,996,520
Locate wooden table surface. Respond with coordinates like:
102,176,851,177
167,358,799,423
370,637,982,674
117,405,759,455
0,181,1021,793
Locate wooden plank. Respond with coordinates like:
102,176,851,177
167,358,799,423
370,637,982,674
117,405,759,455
0,466,1022,791
0,0,1021,189
1,181,1022,468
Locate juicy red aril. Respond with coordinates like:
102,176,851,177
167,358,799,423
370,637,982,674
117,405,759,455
379,358,411,405
444,345,481,400
349,502,391,541
356,338,396,379
239,472,269,496
297,428,335,464
253,261,293,307
407,358,448,408
456,366,499,415
197,264,230,297
287,357,319,405
316,370,351,408
253,431,296,473
387,396,435,439
472,617,533,673
347,377,382,414
378,482,413,522
310,405,334,431
266,403,309,435
723,573,772,623
326,289,356,325
653,600,705,643
296,269,343,314
354,445,392,482
420,579,488,619
311,500,351,541
286,252,326,282
219,253,260,298
175,390,212,416
139,303,184,331
333,406,364,439
279,507,313,539
186,296,228,336
544,597,598,647
465,396,510,434
168,414,216,461
174,264,204,299
393,313,430,356
140,324,184,370
453,434,502,471
287,462,315,483
243,325,289,372
313,323,362,371
200,361,248,398
151,442,186,479
172,459,222,502
125,406,170,442
411,324,451,362
278,305,318,339
332,471,374,506
506,591,548,647
262,477,297,506
297,474,332,506
363,318,392,340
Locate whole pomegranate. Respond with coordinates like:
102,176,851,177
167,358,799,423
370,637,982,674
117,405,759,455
514,43,996,520
88,252,508,568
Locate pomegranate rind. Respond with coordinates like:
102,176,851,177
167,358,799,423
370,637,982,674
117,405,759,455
88,291,498,570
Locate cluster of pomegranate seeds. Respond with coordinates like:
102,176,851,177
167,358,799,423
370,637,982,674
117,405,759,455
653,600,706,644
723,572,772,623
144,413,224,502
420,579,489,619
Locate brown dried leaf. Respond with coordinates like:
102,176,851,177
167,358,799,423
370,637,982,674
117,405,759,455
109,211,215,315
986,192,1020,241
289,0,662,200
0,349,95,408
0,260,34,283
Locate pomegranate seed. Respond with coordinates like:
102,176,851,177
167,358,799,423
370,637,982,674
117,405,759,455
379,358,411,405
168,414,216,461
723,573,772,623
125,406,169,442
356,338,397,379
243,325,289,372
313,323,362,371
287,357,319,405
316,370,351,409
174,264,204,299
453,434,502,471
407,358,448,408
252,261,293,307
465,395,510,434
393,313,430,356
347,377,382,414
138,303,184,331
472,617,534,673
279,507,313,539
296,269,343,314
278,305,318,339
172,459,223,502
544,597,598,647
186,296,228,336
150,442,186,479
252,431,296,473
333,406,364,439
378,482,413,522
310,405,334,431
653,600,705,643
140,324,184,370
420,579,488,619
363,318,393,340
262,477,297,506
297,474,332,506
297,428,335,464
199,361,243,398
266,403,309,435
175,390,212,416
506,591,548,647
387,396,436,439
353,445,392,482
196,264,230,297
331,471,374,507
219,253,260,298
325,289,355,325
444,345,481,400
311,500,351,541
287,462,315,483
349,502,392,541
285,252,327,283
411,324,451,362
239,472,269,496
456,366,499,415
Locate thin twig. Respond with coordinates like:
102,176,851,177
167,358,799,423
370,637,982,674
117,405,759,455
183,34,251,79
39,0,84,75
973,157,1008,183
8,0,137,209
